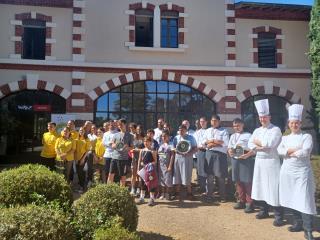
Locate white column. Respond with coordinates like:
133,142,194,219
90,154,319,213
153,6,161,48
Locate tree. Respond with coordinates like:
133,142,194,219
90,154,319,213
308,0,320,115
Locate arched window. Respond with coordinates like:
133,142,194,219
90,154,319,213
135,9,154,47
241,95,289,133
258,32,276,68
22,19,46,60
0,90,66,155
161,11,178,48
95,80,216,131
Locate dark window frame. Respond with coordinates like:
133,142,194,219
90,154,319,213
135,9,154,47
161,11,179,48
258,32,277,68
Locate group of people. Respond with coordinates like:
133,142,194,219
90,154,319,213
40,99,317,240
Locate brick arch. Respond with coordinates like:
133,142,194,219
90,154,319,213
87,70,222,103
14,12,53,58
236,84,301,104
252,26,283,67
0,79,71,100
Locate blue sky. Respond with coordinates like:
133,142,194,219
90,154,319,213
235,0,314,6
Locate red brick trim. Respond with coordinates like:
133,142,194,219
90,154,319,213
0,0,73,8
252,26,282,66
72,2,85,57
0,79,70,100
225,3,236,63
0,63,311,78
14,12,53,57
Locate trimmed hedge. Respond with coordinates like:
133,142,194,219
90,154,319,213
0,205,75,240
0,164,72,211
73,184,138,239
93,225,141,240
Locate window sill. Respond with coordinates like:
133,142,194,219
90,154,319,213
128,46,185,53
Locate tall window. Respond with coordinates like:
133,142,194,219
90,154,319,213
258,32,276,68
161,11,178,48
95,80,216,131
22,19,46,60
241,95,289,133
135,9,153,47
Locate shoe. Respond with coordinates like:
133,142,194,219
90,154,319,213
159,194,165,200
137,198,145,204
273,218,285,227
304,231,314,240
288,222,303,232
148,198,155,206
165,193,170,200
233,202,245,210
130,189,135,196
87,181,92,188
244,204,254,213
256,211,269,219
136,188,140,195
220,197,227,203
187,193,195,201
77,187,84,194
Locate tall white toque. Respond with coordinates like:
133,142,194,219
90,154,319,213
288,104,304,121
254,99,269,117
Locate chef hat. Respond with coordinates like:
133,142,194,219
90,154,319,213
288,104,304,121
254,99,269,116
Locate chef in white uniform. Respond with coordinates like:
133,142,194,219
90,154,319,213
277,104,316,240
248,99,284,226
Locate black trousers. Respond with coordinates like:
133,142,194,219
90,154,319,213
292,209,313,232
256,200,284,220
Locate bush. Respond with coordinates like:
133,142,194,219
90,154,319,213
0,164,73,211
311,156,320,208
93,225,141,240
73,184,138,239
0,205,75,240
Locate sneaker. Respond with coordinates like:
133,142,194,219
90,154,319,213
137,198,145,204
148,198,155,206
244,203,254,213
165,193,170,200
159,194,165,200
136,188,140,195
256,211,269,219
233,202,245,209
187,193,195,201
130,189,135,196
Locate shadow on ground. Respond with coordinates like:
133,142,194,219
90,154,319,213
138,231,174,240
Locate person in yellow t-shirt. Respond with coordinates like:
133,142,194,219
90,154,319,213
60,120,79,140
75,127,91,192
40,122,59,171
55,127,76,183
94,127,106,183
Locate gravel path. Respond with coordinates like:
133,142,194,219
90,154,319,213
137,197,320,240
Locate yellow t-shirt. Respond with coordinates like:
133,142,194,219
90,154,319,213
40,131,59,158
60,129,79,140
95,137,105,165
55,137,76,161
75,137,91,161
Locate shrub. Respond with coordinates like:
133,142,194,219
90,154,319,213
0,205,75,240
73,184,138,239
0,164,73,211
93,225,141,240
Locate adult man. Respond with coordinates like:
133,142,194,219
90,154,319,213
194,117,208,193
173,125,197,200
154,118,164,144
108,119,133,186
278,104,316,240
61,120,79,140
248,99,284,226
102,120,118,182
227,118,255,213
203,114,229,202
182,120,195,136
40,122,59,170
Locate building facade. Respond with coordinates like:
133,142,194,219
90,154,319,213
0,0,312,156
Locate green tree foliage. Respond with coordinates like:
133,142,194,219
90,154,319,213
309,0,320,114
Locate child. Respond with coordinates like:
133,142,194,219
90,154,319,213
137,137,158,206
158,130,175,200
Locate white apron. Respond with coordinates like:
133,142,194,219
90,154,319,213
248,124,282,206
278,133,316,215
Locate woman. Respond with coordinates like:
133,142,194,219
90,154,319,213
277,104,316,240
75,127,91,192
130,124,145,196
94,127,106,183
55,127,76,183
